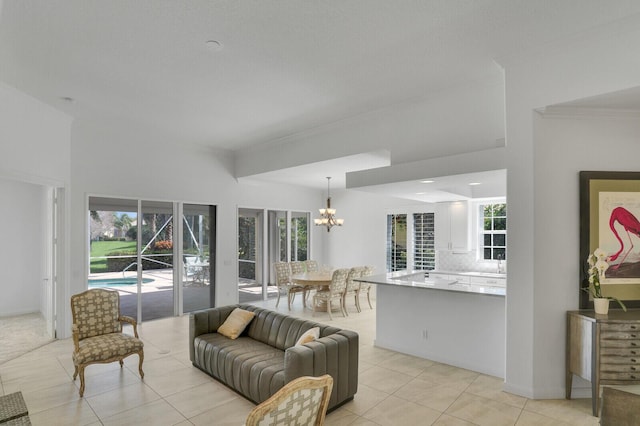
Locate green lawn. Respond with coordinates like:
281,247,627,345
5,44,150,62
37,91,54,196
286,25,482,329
90,240,137,273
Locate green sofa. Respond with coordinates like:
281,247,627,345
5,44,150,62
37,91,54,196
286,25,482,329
189,304,359,410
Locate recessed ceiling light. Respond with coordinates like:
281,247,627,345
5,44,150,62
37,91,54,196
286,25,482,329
205,40,223,51
469,182,482,186
420,180,434,184
415,192,426,195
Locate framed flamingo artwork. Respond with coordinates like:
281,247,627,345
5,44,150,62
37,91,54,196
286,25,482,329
580,171,640,309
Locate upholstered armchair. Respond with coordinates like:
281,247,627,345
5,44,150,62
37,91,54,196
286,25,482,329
245,375,333,426
70,288,144,397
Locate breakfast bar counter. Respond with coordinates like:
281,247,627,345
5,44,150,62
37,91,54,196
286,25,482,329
359,270,506,378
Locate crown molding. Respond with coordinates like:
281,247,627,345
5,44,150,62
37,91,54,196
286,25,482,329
537,106,640,119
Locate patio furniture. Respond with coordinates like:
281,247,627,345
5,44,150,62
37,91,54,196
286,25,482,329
245,375,333,426
70,288,144,397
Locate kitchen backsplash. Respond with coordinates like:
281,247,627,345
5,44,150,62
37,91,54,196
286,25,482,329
435,250,504,273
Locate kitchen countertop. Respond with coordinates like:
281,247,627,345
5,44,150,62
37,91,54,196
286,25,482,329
356,270,506,297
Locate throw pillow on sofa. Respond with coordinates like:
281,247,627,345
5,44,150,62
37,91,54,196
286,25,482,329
217,308,255,339
295,326,320,346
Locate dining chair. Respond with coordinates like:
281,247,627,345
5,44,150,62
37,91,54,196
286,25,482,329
313,268,349,320
70,288,144,397
290,261,306,275
344,266,365,315
304,260,319,272
290,261,311,306
355,266,375,311
245,375,333,426
273,262,304,310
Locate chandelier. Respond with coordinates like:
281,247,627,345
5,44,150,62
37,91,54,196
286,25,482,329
314,177,344,232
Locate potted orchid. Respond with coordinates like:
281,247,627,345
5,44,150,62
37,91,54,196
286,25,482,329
583,248,626,314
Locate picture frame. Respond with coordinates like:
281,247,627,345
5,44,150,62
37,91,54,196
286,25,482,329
579,171,640,309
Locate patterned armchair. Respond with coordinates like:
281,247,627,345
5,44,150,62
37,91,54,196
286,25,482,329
344,266,365,315
313,268,349,320
70,288,144,397
273,262,304,310
245,375,333,426
356,266,375,311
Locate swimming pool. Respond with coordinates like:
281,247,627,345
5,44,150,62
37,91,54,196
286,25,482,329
88,277,154,287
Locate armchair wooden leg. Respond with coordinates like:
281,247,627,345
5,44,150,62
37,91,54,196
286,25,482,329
138,351,145,379
276,290,281,308
119,359,124,367
73,365,78,380
327,300,333,320
78,365,86,397
367,290,373,309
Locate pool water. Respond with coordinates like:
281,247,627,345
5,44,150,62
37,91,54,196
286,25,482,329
88,277,154,287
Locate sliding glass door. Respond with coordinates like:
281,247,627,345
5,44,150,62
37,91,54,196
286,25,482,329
88,196,216,322
182,203,215,313
237,208,310,302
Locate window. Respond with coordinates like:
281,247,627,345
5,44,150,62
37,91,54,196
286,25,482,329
386,214,407,272
413,213,435,270
480,203,506,260
290,212,309,261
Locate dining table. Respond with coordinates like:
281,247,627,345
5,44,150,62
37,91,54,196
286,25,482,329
291,271,333,310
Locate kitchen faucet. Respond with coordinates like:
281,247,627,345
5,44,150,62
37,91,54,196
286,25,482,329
496,254,504,274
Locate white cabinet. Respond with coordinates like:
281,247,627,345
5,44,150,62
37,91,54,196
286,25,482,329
434,201,469,251
468,276,506,287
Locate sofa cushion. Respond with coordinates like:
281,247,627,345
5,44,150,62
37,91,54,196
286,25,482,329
295,327,319,346
193,333,285,403
73,333,143,364
217,308,255,339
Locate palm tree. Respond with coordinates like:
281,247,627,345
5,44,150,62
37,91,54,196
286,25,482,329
113,213,133,238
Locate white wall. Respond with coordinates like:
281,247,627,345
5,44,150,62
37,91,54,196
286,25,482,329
0,81,71,185
0,80,71,328
502,17,640,398
64,118,333,337
533,112,640,396
0,178,44,316
324,189,414,273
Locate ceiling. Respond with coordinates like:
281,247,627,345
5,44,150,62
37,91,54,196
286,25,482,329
2,1,640,200
353,169,507,203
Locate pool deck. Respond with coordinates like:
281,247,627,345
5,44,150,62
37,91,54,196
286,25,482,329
87,270,278,321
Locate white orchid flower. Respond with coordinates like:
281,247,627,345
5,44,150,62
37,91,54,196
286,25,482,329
587,254,596,267
594,248,607,261
595,259,609,276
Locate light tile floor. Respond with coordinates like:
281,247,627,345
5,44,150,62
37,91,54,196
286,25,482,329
0,298,598,425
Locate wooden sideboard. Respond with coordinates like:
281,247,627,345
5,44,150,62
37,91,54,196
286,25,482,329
566,310,640,416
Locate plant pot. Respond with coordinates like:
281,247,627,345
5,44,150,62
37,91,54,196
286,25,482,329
594,297,610,315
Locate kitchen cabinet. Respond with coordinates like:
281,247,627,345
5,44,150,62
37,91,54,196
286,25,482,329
434,201,469,251
566,310,640,417
468,276,505,287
